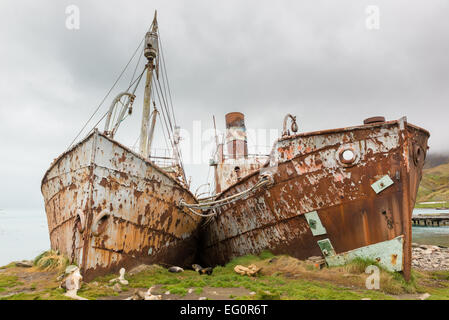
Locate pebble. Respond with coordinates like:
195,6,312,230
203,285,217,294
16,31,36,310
412,244,449,271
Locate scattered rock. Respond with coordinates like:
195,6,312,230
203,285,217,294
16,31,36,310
128,264,154,275
198,297,207,300
188,288,194,294
361,298,371,300
164,291,170,295
15,260,33,268
168,266,184,273
249,291,256,295
412,244,449,271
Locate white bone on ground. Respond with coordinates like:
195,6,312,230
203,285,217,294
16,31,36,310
65,269,83,291
63,267,87,300
109,267,129,285
64,289,88,300
144,286,162,300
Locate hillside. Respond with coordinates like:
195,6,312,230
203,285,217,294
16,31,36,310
416,162,449,206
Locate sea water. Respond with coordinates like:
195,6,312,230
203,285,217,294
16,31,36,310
0,209,50,266
0,208,448,267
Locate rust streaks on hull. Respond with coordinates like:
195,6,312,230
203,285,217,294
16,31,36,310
202,119,429,281
41,131,202,281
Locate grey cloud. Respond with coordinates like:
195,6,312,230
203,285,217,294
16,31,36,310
0,0,448,209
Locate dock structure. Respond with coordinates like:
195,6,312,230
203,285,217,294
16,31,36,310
412,215,449,227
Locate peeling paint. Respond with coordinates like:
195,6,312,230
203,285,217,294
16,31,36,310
201,118,429,281
42,130,202,281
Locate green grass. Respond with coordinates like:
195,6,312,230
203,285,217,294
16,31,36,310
416,162,449,205
1,251,448,300
415,202,449,209
0,288,72,300
0,275,23,292
108,253,396,300
77,283,118,300
0,263,17,270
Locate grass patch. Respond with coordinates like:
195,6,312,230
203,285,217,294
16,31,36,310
0,288,71,300
0,262,16,270
0,275,23,292
415,202,449,209
34,250,69,272
1,250,447,300
77,282,118,300
116,253,398,299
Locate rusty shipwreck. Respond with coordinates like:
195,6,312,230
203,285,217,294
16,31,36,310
189,113,429,280
41,13,202,281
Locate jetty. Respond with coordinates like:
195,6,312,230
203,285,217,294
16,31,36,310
412,215,449,227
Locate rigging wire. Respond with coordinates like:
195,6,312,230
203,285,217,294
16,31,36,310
83,67,146,139
129,45,145,87
158,31,177,127
66,36,145,150
153,74,186,183
155,77,174,133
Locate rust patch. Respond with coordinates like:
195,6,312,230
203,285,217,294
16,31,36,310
391,254,398,266
202,118,429,283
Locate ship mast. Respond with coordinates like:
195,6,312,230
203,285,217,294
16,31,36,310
139,12,159,158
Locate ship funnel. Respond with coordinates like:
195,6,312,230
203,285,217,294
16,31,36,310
225,112,248,159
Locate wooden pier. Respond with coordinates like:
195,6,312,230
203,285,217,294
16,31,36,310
412,215,449,227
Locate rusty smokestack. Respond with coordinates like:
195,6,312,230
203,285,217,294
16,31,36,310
225,112,248,159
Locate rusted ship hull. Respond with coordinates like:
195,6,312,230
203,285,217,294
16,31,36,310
201,118,429,280
41,130,201,281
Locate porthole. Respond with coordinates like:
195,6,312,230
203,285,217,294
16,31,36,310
336,145,359,167
413,145,425,166
92,211,110,236
75,210,85,233
341,149,355,162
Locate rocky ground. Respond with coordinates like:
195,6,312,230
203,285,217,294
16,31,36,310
412,243,449,271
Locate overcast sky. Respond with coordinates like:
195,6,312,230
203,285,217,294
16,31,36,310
0,0,448,210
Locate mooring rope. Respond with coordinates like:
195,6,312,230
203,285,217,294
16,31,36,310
179,175,272,217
